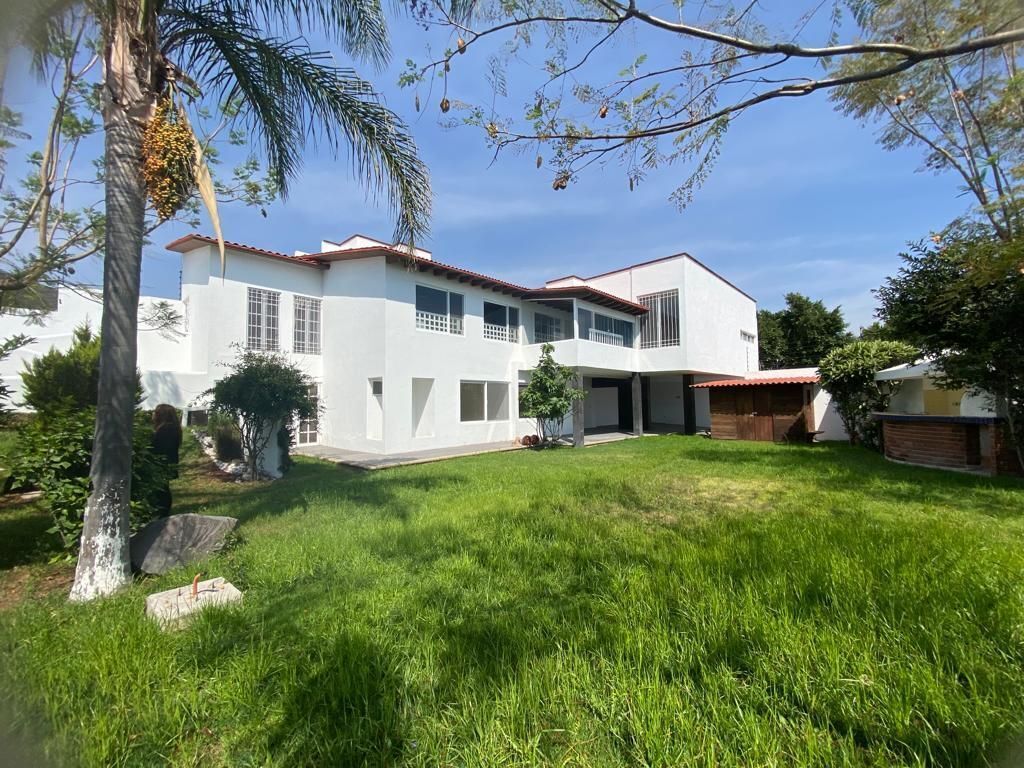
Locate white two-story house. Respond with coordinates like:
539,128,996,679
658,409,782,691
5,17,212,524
0,233,759,457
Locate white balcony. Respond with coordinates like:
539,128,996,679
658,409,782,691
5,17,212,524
588,328,624,346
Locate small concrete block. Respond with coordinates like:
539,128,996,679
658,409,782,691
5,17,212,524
145,577,242,630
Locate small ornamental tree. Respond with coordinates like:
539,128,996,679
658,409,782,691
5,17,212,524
205,351,316,480
20,324,142,417
519,343,586,443
818,341,918,449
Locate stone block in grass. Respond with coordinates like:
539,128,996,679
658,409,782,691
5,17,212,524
145,576,242,630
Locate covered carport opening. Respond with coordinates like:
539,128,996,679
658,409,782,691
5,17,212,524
692,375,818,442
587,373,703,436
586,377,633,433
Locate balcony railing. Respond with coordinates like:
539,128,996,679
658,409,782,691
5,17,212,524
588,328,625,346
484,323,519,343
416,310,463,335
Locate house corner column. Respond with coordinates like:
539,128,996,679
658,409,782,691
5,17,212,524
572,370,585,448
632,372,643,436
682,374,696,435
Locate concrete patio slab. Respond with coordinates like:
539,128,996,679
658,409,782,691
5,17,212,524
295,428,653,470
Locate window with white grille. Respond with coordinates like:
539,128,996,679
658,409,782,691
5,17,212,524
483,301,519,343
740,330,756,343
415,285,464,335
294,296,322,354
247,288,280,351
638,290,680,348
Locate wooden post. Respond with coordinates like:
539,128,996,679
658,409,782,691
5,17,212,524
572,370,585,447
631,372,643,436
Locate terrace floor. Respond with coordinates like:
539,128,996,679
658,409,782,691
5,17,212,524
293,426,673,470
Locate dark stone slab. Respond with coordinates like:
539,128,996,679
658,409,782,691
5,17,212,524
130,513,238,575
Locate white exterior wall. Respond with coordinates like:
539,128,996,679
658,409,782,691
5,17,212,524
378,264,524,453
561,255,758,376
812,385,848,441
0,288,194,410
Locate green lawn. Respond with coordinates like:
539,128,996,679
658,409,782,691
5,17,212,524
2,436,1024,766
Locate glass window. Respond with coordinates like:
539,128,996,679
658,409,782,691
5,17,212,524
483,302,518,342
483,301,507,326
247,288,280,351
415,285,448,316
449,293,464,323
535,312,562,343
460,380,510,422
577,308,592,339
460,381,486,422
415,285,464,335
486,382,509,421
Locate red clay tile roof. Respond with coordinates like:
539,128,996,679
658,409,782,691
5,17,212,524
165,234,326,268
691,375,819,388
167,233,648,315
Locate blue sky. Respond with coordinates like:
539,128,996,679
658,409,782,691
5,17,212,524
5,7,972,331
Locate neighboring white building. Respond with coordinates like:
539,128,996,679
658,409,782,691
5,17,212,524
0,233,761,456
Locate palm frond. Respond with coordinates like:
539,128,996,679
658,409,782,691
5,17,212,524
162,3,431,245
217,0,391,70
0,0,89,78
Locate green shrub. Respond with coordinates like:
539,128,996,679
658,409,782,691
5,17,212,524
818,340,918,449
20,324,142,417
11,409,173,554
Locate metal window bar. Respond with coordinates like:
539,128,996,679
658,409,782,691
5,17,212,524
294,296,322,354
247,288,279,351
638,290,679,349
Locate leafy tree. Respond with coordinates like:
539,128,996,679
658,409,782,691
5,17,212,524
11,409,172,554
818,340,918,448
400,0,1022,207
757,293,852,369
0,12,276,309
756,309,786,369
877,225,1024,470
831,0,1023,241
857,321,899,342
205,350,317,481
9,0,432,601
519,343,586,443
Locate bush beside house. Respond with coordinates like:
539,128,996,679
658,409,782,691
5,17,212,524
204,350,316,480
818,341,917,449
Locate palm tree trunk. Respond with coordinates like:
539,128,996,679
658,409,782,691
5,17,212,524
70,4,153,601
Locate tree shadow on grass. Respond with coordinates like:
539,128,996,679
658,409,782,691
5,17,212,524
0,502,61,570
